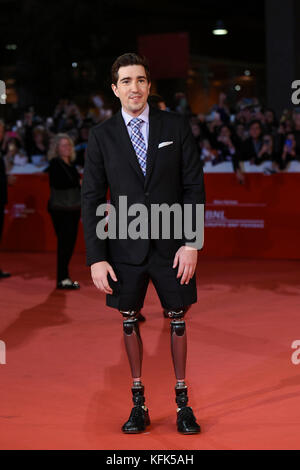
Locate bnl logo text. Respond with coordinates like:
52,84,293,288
0,81,6,104
0,340,6,364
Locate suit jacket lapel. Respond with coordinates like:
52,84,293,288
116,110,145,184
144,106,162,189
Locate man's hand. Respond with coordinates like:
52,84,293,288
91,261,117,294
173,246,198,285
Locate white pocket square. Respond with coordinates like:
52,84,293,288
158,141,173,148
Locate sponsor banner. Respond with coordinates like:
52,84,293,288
1,173,300,259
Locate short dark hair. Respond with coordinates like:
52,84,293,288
111,53,150,85
249,119,263,131
148,94,165,108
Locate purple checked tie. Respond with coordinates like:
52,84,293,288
129,118,147,176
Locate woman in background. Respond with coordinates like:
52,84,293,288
278,132,299,171
4,137,28,171
0,150,11,278
47,134,81,289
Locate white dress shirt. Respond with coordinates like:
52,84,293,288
121,103,149,150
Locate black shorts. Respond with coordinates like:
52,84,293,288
106,246,197,311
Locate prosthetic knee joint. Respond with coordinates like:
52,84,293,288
165,306,189,335
121,310,141,335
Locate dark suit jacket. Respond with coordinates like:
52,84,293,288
240,137,263,162
82,106,205,266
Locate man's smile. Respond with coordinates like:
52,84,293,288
130,95,142,101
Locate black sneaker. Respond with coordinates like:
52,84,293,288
177,406,201,434
0,270,11,279
121,406,150,433
57,278,80,290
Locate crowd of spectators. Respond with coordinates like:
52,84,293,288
0,99,94,172
1,92,300,185
188,92,300,183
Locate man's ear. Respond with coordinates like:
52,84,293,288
111,83,119,98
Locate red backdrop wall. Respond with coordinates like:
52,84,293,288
138,33,189,79
1,173,300,259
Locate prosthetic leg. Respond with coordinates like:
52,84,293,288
120,310,150,433
165,307,201,434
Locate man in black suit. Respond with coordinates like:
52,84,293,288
82,53,205,434
240,120,264,164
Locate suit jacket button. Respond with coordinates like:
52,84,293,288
145,192,149,197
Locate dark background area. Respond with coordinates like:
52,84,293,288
0,0,266,114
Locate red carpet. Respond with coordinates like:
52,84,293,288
0,252,299,450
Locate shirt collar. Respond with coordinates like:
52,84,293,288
121,103,149,127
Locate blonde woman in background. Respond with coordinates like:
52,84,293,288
47,133,81,289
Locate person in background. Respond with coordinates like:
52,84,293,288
190,118,202,147
1,120,23,155
0,145,12,279
0,120,7,153
292,111,300,156
214,92,231,124
284,118,294,134
74,122,91,168
275,120,287,156
148,94,167,111
240,120,264,164
234,120,264,184
174,91,191,114
254,133,278,166
29,126,49,165
4,138,28,171
216,124,240,168
47,134,81,289
190,119,212,168
264,108,278,135
199,138,218,166
278,132,299,171
22,108,43,155
235,123,247,143
87,94,113,123
206,112,223,147
53,98,82,132
236,105,254,127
